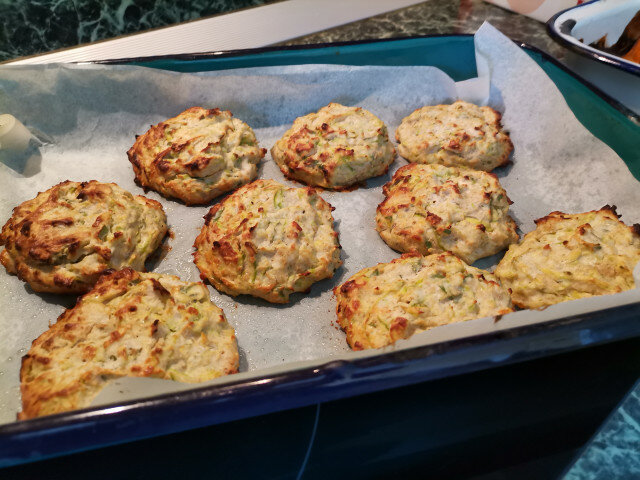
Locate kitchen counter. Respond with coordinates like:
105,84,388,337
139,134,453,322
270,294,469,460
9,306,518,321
0,0,275,62
2,0,564,63
279,0,565,59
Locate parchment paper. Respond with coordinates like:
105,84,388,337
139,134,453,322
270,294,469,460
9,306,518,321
1,23,639,423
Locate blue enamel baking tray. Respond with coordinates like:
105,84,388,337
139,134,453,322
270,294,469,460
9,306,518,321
1,34,639,470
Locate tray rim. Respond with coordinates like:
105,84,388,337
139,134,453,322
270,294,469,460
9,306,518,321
2,302,639,466
90,33,640,124
1,33,640,467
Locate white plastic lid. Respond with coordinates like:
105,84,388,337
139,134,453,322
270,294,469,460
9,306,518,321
0,114,32,151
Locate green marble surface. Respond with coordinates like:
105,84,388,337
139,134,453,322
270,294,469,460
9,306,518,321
563,380,640,480
279,0,566,60
0,0,274,61
1,0,566,63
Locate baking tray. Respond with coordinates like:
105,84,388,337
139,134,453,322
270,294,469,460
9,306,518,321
1,34,639,468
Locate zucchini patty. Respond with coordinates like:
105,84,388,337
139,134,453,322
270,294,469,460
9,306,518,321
0,180,167,294
194,179,341,303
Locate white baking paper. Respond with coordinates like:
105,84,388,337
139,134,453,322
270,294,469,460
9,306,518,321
1,23,639,424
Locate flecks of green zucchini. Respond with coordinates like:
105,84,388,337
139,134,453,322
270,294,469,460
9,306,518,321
98,225,109,240
342,157,355,171
489,194,504,221
211,207,225,223
274,188,284,209
239,135,255,146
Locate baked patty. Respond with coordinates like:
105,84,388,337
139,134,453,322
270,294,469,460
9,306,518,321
494,206,640,309
0,180,167,294
271,103,396,189
395,101,513,171
19,268,239,419
194,179,342,303
128,107,266,205
376,163,518,264
334,252,513,350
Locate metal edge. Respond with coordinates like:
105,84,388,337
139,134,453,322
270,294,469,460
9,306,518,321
90,33,640,125
546,0,640,79
517,42,640,125
89,33,472,65
1,301,639,467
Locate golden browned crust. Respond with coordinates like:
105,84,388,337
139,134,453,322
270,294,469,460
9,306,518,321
128,107,266,205
0,180,167,294
19,268,239,419
334,252,513,350
193,179,342,303
395,101,513,171
495,206,640,309
376,163,518,264
271,103,396,189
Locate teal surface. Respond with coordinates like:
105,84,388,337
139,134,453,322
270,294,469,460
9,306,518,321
562,379,640,479
125,36,640,180
130,37,479,79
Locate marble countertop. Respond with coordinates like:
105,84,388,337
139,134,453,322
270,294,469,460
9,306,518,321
1,0,565,63
0,0,276,62
562,380,640,479
278,0,566,60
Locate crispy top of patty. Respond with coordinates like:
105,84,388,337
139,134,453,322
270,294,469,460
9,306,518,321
194,179,342,303
19,268,239,419
271,103,395,189
0,180,167,294
19,269,238,419
495,206,640,309
376,163,518,264
334,253,513,350
128,107,265,205
395,100,512,171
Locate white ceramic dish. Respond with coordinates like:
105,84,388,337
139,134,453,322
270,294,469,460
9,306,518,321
548,0,640,76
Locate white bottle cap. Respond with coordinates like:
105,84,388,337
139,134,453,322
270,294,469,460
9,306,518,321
0,114,32,151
